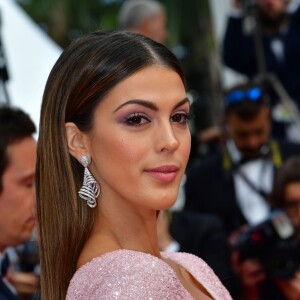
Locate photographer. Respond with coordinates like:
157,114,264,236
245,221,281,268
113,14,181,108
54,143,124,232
222,0,300,109
231,156,300,300
184,82,300,237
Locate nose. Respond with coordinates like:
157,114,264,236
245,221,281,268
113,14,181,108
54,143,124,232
246,135,261,150
155,121,179,153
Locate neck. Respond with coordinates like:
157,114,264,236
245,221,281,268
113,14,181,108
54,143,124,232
92,196,161,257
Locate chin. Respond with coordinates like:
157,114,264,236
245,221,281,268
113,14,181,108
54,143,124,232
155,191,178,210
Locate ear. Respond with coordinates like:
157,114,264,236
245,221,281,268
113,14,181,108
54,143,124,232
65,122,90,161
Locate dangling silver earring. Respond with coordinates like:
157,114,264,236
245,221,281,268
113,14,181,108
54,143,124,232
78,155,100,208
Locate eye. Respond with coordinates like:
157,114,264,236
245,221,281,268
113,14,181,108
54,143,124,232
125,113,150,127
170,112,191,124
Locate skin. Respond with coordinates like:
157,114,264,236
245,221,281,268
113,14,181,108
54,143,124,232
144,10,167,44
226,106,271,159
66,66,190,251
0,137,37,252
256,0,287,19
130,10,167,44
66,66,214,299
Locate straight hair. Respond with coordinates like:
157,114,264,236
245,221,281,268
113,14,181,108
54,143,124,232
36,30,185,300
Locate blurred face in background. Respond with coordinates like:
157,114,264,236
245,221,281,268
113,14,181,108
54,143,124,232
226,106,271,159
146,10,167,44
283,181,300,238
257,0,287,20
0,137,37,251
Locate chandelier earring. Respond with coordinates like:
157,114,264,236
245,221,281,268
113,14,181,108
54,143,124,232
78,155,100,208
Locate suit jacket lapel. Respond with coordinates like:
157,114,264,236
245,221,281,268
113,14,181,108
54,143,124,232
0,277,19,300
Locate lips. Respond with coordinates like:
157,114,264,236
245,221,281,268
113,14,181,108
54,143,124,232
144,165,179,183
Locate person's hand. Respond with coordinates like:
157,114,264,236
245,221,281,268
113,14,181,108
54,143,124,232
231,250,266,300
275,271,300,300
7,271,38,295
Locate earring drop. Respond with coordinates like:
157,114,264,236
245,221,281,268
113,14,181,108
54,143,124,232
78,155,100,208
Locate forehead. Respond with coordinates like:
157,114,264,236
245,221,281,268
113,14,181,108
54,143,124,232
5,138,36,173
95,66,186,111
285,182,300,199
227,107,270,130
153,10,166,22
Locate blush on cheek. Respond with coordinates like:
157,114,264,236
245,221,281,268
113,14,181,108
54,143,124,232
118,138,147,161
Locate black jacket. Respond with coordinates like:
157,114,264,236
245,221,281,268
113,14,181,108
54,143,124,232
222,6,300,107
184,140,300,235
0,279,19,300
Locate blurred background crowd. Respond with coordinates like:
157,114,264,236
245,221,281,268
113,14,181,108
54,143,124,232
1,0,300,299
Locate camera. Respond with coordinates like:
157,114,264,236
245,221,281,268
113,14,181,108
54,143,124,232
233,210,300,279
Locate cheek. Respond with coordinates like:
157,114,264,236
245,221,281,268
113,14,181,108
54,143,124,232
115,138,148,165
92,132,149,174
181,133,191,163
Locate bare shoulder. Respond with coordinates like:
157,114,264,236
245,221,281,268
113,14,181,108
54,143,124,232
77,233,120,268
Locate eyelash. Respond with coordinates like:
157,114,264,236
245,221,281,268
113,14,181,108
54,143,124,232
125,112,192,127
125,113,150,127
170,112,193,124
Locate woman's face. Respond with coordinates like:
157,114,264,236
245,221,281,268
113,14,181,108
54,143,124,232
284,182,300,237
86,66,190,211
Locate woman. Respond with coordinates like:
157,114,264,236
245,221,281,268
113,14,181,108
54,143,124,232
36,30,231,300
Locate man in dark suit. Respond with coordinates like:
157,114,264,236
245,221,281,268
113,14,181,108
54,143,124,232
223,0,300,108
0,106,36,300
185,82,300,235
184,82,300,299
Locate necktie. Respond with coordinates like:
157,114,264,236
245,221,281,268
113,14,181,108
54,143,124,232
0,254,9,277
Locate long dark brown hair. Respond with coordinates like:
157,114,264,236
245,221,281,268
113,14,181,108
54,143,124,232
36,30,185,300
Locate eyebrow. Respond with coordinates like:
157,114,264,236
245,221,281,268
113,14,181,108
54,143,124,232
114,97,190,113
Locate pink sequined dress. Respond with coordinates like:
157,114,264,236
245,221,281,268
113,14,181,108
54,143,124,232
66,249,232,299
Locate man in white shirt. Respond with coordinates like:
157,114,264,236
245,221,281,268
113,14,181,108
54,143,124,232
184,82,300,299
185,81,300,232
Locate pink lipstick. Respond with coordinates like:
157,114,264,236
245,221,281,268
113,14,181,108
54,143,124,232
145,165,179,183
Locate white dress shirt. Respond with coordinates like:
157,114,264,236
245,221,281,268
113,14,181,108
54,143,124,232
227,140,272,225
